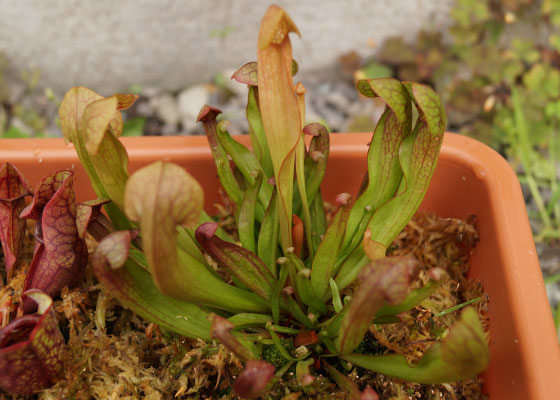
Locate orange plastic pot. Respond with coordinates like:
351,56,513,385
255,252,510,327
1,132,559,398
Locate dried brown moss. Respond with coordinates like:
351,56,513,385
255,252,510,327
356,213,489,400
0,213,488,399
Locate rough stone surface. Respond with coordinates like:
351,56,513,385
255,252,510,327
0,0,453,95
177,84,212,132
150,92,180,127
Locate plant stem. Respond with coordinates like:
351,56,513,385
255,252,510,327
296,137,314,259
333,249,369,294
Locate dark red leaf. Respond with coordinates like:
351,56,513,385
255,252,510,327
294,330,319,347
20,171,88,313
0,163,31,278
196,104,222,124
76,198,112,240
233,360,275,399
0,291,64,395
231,62,259,86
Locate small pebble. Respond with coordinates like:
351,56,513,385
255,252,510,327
150,93,180,127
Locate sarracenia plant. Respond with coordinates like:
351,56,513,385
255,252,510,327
53,5,488,399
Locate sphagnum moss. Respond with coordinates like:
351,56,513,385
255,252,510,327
0,212,488,399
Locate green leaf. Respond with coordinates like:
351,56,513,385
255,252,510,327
125,162,267,313
337,256,419,354
125,160,201,279
271,265,288,324
294,123,330,257
341,307,489,384
333,245,369,294
365,82,446,248
216,121,271,213
294,83,313,260
308,189,327,256
341,78,412,258
197,105,243,205
91,230,211,340
329,278,343,313
310,200,350,299
295,268,328,315
360,61,393,79
247,87,274,178
238,170,262,253
227,313,272,328
293,123,330,216
258,188,280,276
59,87,136,230
122,117,145,136
59,86,103,145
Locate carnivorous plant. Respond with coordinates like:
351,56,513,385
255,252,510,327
1,5,489,398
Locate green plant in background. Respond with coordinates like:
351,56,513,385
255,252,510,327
48,5,488,399
0,61,52,138
0,59,145,139
367,0,560,242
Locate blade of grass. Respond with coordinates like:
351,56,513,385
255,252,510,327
546,119,560,226
295,83,314,260
512,88,552,230
433,297,482,318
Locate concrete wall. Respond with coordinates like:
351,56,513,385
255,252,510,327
0,0,453,95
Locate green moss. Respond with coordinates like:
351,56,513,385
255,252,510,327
262,338,295,370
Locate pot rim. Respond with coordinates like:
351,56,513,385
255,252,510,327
1,132,558,398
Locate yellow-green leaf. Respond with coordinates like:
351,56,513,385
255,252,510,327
257,5,301,251
125,162,268,313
